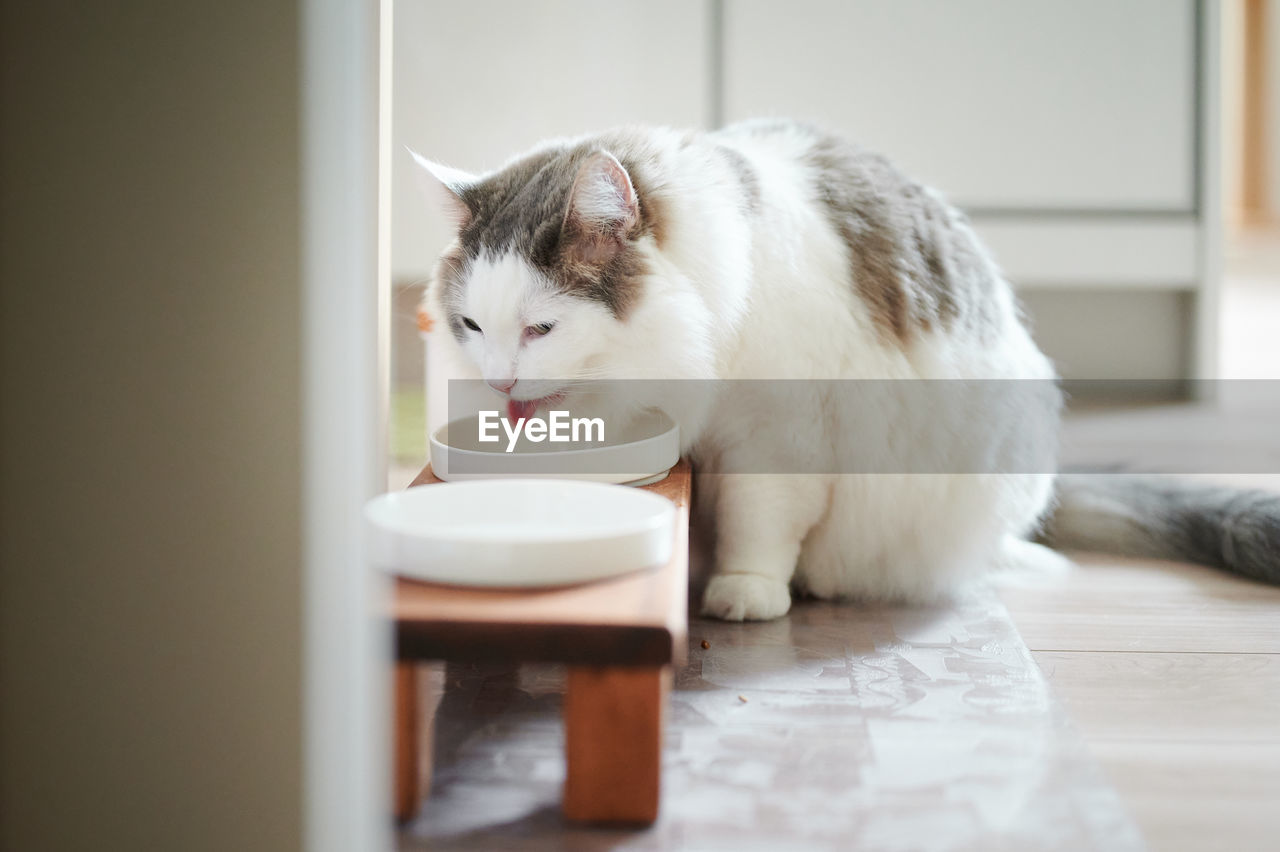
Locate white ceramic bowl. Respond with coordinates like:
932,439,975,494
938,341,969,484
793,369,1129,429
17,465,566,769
366,479,675,587
430,408,679,485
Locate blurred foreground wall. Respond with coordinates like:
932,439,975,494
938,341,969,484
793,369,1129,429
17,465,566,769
1,4,304,850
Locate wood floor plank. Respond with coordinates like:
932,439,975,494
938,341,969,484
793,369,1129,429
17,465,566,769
1004,523,1280,851
1087,741,1280,852
1033,650,1280,742
1001,556,1280,653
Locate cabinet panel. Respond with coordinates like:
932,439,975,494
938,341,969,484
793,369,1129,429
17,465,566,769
974,218,1200,287
393,0,711,278
723,0,1197,211
1021,290,1192,381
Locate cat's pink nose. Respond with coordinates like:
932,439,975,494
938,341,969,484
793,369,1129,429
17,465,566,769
486,378,516,394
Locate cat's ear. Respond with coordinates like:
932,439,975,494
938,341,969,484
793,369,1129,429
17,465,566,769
407,148,474,230
561,150,640,265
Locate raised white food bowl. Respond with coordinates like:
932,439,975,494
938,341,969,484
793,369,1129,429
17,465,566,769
366,478,675,587
430,408,679,485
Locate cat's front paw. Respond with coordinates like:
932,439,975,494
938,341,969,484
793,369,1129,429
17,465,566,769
701,573,791,621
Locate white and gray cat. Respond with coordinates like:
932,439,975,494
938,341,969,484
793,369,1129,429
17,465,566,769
413,120,1280,620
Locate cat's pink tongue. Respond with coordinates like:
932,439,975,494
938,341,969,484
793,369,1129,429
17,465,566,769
507,398,537,423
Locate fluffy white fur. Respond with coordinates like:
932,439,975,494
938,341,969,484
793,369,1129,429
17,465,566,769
418,123,1059,621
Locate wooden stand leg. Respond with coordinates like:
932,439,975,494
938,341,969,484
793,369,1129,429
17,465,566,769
393,662,419,823
393,661,446,823
563,665,668,825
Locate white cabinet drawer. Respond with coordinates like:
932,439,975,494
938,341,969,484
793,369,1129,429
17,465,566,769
973,217,1201,287
723,0,1197,211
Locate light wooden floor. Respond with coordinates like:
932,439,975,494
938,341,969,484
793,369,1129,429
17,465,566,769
1001,548,1280,851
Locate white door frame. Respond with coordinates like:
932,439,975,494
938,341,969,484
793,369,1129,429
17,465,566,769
301,0,391,849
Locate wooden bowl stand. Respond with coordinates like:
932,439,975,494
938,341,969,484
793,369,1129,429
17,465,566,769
392,459,691,825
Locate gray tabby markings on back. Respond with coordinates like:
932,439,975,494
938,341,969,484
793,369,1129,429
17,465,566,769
801,129,993,344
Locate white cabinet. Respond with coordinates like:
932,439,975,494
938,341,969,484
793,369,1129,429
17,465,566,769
393,0,1220,382
723,0,1198,211
720,0,1217,381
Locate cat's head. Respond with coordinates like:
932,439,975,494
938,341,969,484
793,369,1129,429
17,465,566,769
412,142,687,415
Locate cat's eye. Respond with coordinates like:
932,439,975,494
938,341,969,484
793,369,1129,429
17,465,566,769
461,317,481,332
526,322,555,337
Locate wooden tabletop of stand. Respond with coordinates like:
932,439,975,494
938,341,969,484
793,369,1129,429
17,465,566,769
394,458,691,668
